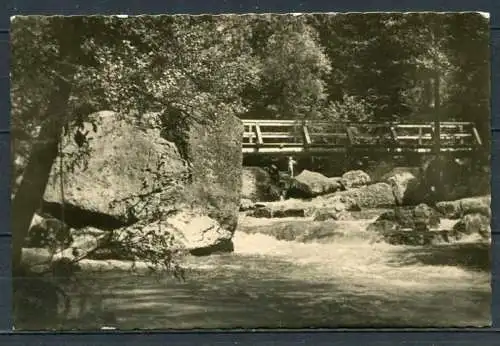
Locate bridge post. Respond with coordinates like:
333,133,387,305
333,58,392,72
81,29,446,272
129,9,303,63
248,124,253,144
302,123,311,147
255,124,263,146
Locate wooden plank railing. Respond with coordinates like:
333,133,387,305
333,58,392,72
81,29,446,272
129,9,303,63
241,119,482,154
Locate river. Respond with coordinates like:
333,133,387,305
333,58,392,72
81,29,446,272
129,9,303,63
63,215,490,330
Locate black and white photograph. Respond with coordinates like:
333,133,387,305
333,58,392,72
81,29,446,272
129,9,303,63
10,12,491,330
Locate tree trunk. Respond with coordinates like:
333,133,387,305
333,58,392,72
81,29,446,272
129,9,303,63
433,72,441,155
11,76,73,275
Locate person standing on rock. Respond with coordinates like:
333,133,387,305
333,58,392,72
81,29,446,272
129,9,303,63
288,156,297,177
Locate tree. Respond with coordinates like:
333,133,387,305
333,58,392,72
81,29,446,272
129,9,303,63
11,15,263,274
11,17,83,273
243,15,331,121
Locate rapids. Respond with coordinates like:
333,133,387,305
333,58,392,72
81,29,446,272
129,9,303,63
64,215,491,330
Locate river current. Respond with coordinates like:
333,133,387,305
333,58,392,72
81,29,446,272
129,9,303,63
67,216,491,330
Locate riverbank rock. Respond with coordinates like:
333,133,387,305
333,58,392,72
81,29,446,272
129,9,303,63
341,170,371,189
329,182,396,209
367,204,447,246
453,213,491,239
413,203,441,231
110,210,233,258
167,211,234,256
21,227,110,270
248,195,359,219
248,200,306,218
25,213,73,250
286,170,343,198
383,167,422,206
435,196,491,219
314,195,360,215
374,204,440,231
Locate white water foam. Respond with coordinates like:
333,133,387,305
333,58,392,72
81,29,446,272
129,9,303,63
232,219,490,292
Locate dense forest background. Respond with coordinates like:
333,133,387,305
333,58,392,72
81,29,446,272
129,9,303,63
12,13,490,146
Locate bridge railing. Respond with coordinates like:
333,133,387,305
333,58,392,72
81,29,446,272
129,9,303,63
242,119,482,153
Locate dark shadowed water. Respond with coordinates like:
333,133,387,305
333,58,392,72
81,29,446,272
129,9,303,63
56,217,490,330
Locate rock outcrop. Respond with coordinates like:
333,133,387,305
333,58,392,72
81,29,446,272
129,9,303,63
163,108,244,233
44,111,189,225
40,110,244,258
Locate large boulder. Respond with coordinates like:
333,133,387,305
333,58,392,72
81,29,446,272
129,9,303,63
435,196,491,219
341,170,371,189
328,182,396,209
166,211,234,255
44,111,189,226
114,210,233,257
315,194,360,213
382,167,423,206
44,110,243,236
287,170,343,198
163,108,244,233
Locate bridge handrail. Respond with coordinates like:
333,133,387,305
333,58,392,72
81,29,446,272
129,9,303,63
241,119,476,126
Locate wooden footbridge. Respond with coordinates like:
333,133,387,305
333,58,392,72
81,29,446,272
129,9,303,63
242,119,483,158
